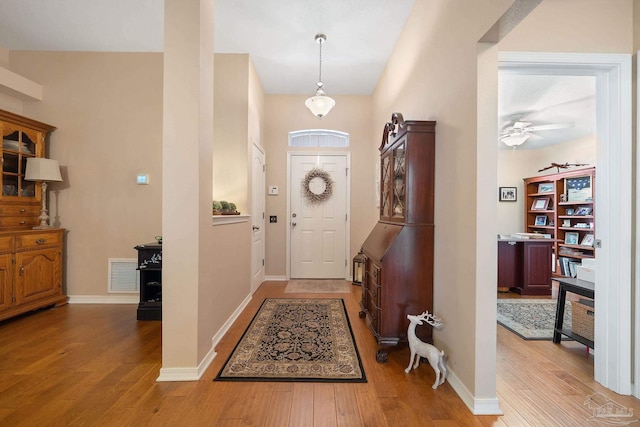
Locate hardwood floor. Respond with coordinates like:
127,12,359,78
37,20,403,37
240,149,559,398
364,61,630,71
0,281,638,426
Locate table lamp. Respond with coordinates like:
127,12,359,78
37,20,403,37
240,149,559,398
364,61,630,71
24,158,63,229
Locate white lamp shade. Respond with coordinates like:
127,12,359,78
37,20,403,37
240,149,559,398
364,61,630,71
24,158,62,182
305,93,336,118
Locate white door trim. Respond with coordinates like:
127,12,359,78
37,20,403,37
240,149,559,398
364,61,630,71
498,51,633,395
286,151,351,280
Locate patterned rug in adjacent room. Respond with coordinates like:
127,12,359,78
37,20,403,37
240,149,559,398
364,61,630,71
497,299,571,340
284,279,351,294
215,298,366,382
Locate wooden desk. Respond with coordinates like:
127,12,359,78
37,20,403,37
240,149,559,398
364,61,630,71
553,277,595,348
498,238,554,295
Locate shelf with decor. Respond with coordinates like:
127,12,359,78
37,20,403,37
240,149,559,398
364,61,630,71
523,167,595,278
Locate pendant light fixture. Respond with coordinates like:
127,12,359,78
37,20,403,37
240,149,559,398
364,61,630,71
305,33,335,119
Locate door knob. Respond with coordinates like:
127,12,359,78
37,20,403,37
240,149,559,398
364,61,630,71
292,222,297,227
252,225,260,231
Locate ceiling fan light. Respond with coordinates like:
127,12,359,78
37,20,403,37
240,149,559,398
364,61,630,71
501,134,529,147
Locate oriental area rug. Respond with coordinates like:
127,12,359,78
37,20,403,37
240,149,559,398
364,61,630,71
284,279,351,294
497,299,571,340
215,298,366,383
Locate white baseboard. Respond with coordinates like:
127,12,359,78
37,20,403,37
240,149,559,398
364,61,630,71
68,295,139,304
265,275,286,281
446,369,503,415
156,293,253,382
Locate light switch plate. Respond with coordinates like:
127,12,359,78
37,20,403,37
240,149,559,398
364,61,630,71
268,186,279,195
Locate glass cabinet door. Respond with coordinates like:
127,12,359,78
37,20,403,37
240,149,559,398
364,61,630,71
1,123,38,200
391,143,405,219
380,155,391,218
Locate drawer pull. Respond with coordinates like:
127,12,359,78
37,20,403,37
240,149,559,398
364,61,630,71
19,209,25,213
19,266,24,276
19,221,25,225
35,238,46,245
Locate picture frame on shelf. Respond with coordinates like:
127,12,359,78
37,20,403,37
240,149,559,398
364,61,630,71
499,187,517,202
534,215,547,226
562,219,571,227
565,232,579,245
565,176,592,201
566,208,575,215
581,233,595,246
575,206,593,216
538,183,554,193
531,198,550,210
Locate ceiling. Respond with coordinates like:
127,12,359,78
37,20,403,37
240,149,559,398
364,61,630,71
498,73,596,150
0,0,595,148
0,0,414,95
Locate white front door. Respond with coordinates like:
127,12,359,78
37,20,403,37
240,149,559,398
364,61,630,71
251,143,266,292
289,154,348,279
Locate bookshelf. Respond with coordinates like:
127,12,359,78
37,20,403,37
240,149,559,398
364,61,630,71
523,167,595,277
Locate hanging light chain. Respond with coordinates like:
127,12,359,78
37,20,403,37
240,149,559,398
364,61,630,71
315,34,327,88
318,35,323,85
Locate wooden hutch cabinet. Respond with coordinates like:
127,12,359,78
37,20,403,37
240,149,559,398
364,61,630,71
0,109,65,322
359,113,435,362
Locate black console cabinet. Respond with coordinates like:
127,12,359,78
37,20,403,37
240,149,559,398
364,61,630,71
135,242,162,320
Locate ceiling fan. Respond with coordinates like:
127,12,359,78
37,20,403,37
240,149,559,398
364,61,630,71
500,121,574,147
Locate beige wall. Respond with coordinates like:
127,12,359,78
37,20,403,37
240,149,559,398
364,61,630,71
8,51,163,297
263,94,374,278
497,136,597,236
499,0,633,52
213,54,249,211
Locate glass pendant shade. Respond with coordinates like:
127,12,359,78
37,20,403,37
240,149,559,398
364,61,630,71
305,86,335,118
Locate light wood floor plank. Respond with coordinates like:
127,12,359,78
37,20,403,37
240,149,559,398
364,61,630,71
0,282,638,426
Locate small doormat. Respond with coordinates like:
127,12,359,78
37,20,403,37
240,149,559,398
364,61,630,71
284,279,351,293
497,299,572,340
215,298,366,382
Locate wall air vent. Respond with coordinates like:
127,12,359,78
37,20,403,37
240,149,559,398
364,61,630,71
108,258,139,293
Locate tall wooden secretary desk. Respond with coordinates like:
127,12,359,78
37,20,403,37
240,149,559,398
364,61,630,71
359,113,436,362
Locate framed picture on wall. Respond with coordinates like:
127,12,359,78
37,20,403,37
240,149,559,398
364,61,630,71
499,187,517,202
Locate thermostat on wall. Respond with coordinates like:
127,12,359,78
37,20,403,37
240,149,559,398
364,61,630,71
137,174,149,185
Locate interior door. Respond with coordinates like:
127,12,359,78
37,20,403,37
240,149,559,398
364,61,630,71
290,154,348,278
251,144,266,292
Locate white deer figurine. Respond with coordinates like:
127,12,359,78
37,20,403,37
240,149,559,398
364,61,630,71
405,311,447,389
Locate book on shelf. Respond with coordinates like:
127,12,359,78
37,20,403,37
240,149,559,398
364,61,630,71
569,261,581,278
